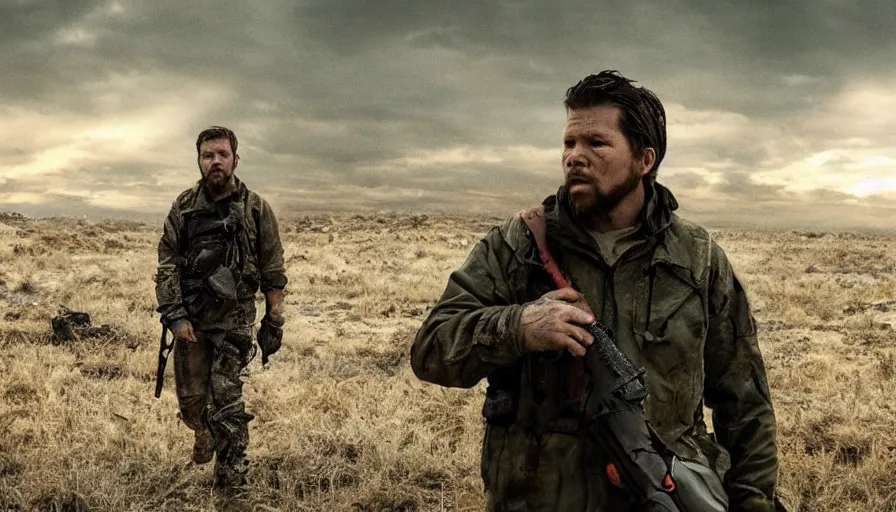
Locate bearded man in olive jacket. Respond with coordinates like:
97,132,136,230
410,71,780,511
155,126,287,488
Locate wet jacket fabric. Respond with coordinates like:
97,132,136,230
411,182,778,511
155,177,287,331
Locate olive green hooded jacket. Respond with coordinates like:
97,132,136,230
411,182,778,511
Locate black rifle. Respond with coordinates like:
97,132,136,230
154,322,174,399
581,322,728,511
521,209,728,511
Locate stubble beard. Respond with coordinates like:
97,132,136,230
567,163,643,222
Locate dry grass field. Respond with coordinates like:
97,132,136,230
0,209,894,511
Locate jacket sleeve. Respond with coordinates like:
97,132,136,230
154,203,188,327
703,242,779,511
410,221,528,389
256,198,288,292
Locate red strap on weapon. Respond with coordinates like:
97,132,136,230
521,208,679,496
520,207,571,289
520,207,588,407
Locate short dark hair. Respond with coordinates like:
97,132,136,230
195,126,238,156
564,70,666,177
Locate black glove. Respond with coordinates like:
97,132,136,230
257,316,284,365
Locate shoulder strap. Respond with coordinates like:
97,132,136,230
519,206,571,289
520,207,590,408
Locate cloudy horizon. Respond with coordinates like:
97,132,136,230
2,0,895,231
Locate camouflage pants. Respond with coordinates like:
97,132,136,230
174,327,256,485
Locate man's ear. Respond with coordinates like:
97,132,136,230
233,153,240,171
638,148,656,177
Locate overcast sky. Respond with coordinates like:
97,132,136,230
1,0,895,230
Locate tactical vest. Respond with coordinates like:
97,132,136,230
179,201,245,325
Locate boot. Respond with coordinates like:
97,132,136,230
213,457,249,488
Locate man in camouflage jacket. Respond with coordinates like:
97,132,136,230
155,126,288,488
411,72,780,511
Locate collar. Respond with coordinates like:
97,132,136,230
542,178,679,264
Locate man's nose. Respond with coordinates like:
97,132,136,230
565,143,585,167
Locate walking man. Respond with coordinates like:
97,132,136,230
155,126,288,488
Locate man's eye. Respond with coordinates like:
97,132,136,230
590,140,605,147
563,140,574,148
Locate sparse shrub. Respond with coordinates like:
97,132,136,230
0,213,894,510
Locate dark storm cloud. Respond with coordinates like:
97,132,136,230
715,172,784,201
2,0,895,229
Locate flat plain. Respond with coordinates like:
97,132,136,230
0,210,894,511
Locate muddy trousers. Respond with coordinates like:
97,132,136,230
174,328,256,485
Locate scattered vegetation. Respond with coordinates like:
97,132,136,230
0,213,894,511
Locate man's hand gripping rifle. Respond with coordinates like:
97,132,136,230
522,211,728,512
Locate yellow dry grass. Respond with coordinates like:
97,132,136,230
0,210,894,511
